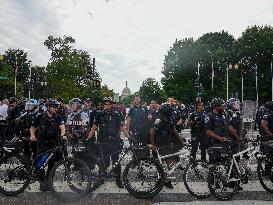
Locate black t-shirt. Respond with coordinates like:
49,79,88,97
32,113,64,140
188,111,206,134
128,105,149,132
205,112,229,142
94,110,122,142
152,118,175,146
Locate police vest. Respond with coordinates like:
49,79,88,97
154,119,174,145
38,113,59,140
97,111,120,142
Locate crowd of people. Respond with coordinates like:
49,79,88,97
0,95,273,191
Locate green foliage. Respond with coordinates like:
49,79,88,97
161,26,273,104
44,35,99,102
139,78,165,104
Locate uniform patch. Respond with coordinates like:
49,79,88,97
155,119,161,124
205,116,210,124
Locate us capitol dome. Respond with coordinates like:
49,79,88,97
121,81,131,99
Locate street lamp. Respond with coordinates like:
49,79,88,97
227,63,240,101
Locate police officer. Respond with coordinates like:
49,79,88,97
57,98,67,123
7,97,26,140
261,101,273,142
126,95,150,145
30,99,66,191
88,97,129,188
188,101,207,161
16,99,39,159
205,98,240,145
227,98,243,156
67,98,89,144
205,98,242,190
168,97,183,133
150,104,185,188
83,98,97,127
148,100,159,126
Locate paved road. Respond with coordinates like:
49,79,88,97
0,129,272,204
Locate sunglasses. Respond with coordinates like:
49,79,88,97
103,103,112,105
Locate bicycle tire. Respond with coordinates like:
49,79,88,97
207,160,239,201
0,153,31,196
123,156,165,199
48,157,91,202
183,160,211,199
257,156,273,193
88,155,104,192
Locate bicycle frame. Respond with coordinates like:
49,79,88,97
154,146,190,176
225,143,262,182
95,143,136,177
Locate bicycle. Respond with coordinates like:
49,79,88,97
257,139,273,193
207,137,263,200
0,137,91,202
77,139,145,193
123,142,210,199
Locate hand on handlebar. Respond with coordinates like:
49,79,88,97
149,144,158,151
30,135,37,142
219,136,227,142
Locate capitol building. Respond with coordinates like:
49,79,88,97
121,81,131,100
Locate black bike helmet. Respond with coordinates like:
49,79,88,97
210,98,225,108
69,98,82,105
103,97,113,103
265,101,273,111
9,97,17,104
46,99,60,107
159,103,173,118
227,98,240,110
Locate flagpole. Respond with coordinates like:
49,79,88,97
197,62,200,96
271,61,273,101
211,61,214,94
28,67,32,99
255,64,258,102
15,56,17,98
227,66,228,101
241,73,244,102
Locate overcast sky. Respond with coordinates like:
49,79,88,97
0,0,273,94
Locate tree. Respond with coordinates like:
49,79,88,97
139,78,165,104
234,25,273,102
3,49,32,97
44,35,99,102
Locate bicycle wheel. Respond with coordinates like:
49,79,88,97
183,160,211,199
257,155,273,193
0,154,31,196
48,157,91,202
88,155,104,192
207,160,239,201
123,156,165,199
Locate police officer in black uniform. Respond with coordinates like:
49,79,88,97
261,101,273,142
148,100,159,126
205,98,240,145
88,97,129,188
205,98,243,189
7,97,26,140
150,104,185,188
16,99,39,159
126,95,150,145
227,98,243,156
30,99,66,191
57,98,67,123
188,101,207,161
